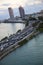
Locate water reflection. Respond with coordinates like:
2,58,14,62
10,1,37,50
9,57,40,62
0,23,25,40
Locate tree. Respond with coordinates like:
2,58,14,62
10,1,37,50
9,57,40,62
38,16,43,21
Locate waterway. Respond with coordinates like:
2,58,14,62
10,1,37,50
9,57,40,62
0,33,43,65
0,23,25,40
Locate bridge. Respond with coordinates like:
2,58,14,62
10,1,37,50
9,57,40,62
3,19,26,23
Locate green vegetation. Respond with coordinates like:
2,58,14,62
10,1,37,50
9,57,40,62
32,22,39,27
16,29,21,33
18,39,28,46
29,16,37,21
38,16,43,21
37,23,43,32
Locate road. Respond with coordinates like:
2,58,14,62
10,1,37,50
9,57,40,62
0,25,34,52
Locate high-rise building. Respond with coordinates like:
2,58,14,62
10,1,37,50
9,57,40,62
19,6,25,18
8,7,14,19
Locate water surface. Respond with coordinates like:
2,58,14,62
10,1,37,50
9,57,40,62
0,23,25,40
0,33,43,65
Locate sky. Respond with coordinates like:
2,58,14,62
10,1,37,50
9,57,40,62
0,0,43,20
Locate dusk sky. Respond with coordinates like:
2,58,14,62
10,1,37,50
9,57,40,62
0,0,43,20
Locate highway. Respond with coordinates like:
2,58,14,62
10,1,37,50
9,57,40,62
0,25,34,52
0,21,41,60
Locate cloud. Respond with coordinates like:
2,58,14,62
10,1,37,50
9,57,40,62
0,0,43,20
2,3,11,6
0,0,42,10
26,0,42,6
38,0,43,2
0,11,4,14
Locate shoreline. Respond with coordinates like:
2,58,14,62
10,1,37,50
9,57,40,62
0,31,40,60
0,21,43,60
0,45,20,60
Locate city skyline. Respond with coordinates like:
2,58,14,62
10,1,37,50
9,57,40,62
0,0,43,20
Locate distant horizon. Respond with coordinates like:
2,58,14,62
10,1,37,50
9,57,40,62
0,0,43,20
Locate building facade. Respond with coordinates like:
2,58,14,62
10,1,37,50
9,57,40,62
19,6,25,18
8,7,14,20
